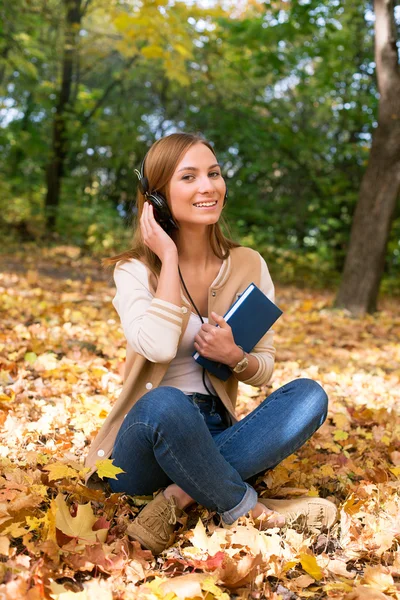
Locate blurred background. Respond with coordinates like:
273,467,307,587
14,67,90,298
0,0,399,312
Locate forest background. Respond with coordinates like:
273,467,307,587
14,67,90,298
1,0,399,312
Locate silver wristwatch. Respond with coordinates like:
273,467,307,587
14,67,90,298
232,346,249,373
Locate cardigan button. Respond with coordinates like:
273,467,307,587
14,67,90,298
97,449,105,457
145,382,153,390
181,306,188,313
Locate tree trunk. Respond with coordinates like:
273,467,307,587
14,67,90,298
44,0,82,232
334,0,400,315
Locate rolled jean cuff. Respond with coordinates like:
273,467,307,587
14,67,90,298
219,483,258,525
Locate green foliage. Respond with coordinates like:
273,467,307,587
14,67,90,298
0,0,399,292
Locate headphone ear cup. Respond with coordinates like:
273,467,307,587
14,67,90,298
147,192,179,232
138,176,149,195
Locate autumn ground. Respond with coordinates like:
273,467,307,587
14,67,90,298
0,246,399,600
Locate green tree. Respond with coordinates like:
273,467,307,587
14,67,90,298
335,0,400,314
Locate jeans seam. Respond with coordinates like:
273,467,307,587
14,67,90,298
216,389,293,452
114,420,245,512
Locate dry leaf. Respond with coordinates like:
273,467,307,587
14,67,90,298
95,458,125,480
55,494,108,544
344,585,391,600
362,566,394,591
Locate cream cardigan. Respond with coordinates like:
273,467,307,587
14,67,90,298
85,246,276,484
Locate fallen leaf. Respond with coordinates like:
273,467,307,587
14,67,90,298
344,585,391,600
362,566,394,591
43,462,80,481
299,552,323,581
95,458,125,480
55,494,108,544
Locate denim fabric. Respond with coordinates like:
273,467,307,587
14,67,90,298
108,378,328,525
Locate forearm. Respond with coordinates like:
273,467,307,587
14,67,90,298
154,252,181,307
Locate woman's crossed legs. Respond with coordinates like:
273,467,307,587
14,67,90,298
109,378,328,525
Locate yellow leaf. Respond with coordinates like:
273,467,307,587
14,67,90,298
24,352,37,364
55,494,108,543
1,522,27,538
343,494,366,515
30,484,48,497
95,458,125,480
334,430,349,441
320,464,335,477
324,582,353,593
26,499,57,542
141,44,164,59
0,392,14,403
43,463,80,481
283,560,299,572
201,577,230,600
175,43,192,58
389,467,400,478
332,413,348,429
299,553,323,581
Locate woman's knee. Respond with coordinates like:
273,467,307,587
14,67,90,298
291,378,329,423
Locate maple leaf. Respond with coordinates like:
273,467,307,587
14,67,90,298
55,494,109,544
334,430,349,441
299,552,323,581
216,552,264,589
95,458,125,480
43,462,80,481
1,521,27,538
344,585,391,600
362,565,394,591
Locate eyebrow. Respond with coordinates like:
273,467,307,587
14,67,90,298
177,163,221,172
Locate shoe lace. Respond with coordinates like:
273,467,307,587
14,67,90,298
139,496,178,541
289,505,326,529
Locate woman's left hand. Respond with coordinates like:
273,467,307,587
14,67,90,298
194,312,240,366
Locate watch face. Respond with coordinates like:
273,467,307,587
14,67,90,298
234,357,249,373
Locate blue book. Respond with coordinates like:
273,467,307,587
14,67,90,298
192,282,283,381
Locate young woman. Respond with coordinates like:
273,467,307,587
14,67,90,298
84,133,337,555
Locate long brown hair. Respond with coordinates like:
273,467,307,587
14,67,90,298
103,133,241,279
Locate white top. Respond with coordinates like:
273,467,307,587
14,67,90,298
112,252,276,392
159,313,217,395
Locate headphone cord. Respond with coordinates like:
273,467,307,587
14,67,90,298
178,265,215,397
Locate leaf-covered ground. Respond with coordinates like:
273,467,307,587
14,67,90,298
0,246,399,600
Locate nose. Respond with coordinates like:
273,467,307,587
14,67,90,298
198,174,215,194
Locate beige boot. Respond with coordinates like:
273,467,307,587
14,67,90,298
126,490,186,555
259,497,337,530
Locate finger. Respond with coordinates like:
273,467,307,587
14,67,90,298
142,202,152,240
211,312,229,329
200,323,214,333
141,202,150,238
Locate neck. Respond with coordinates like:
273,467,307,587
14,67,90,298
172,225,216,270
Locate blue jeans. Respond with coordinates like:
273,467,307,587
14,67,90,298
108,378,328,525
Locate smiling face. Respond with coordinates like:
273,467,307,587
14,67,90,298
167,142,226,228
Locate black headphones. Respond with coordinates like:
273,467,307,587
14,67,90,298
134,153,227,234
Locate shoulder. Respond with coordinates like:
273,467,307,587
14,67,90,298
113,258,150,286
229,246,266,268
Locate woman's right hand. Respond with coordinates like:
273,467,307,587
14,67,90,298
140,201,178,263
